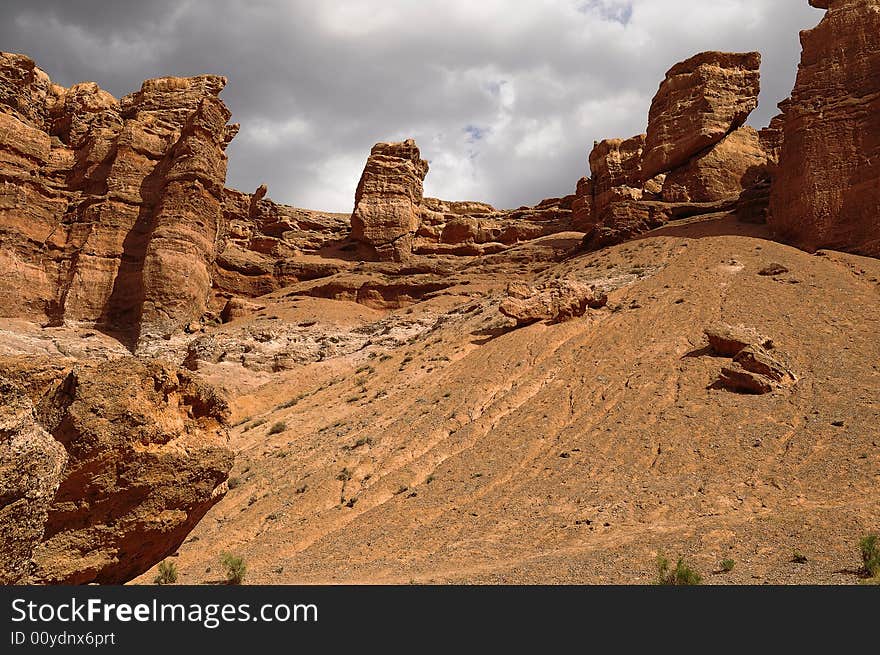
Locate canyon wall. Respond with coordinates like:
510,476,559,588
769,0,880,256
0,53,238,345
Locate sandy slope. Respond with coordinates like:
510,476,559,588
136,220,880,584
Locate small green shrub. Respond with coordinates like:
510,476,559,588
221,553,246,585
720,558,735,573
154,560,178,585
655,555,702,585
859,534,880,577
791,551,808,564
243,418,266,432
268,421,287,435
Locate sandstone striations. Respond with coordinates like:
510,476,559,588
0,54,237,344
769,0,880,256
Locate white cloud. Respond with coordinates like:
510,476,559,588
2,0,825,211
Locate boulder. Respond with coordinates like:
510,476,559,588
500,280,608,326
703,324,795,395
642,51,762,180
14,358,234,584
576,50,770,250
717,345,797,395
704,323,774,357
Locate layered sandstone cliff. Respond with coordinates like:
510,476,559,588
769,0,880,256
0,53,237,345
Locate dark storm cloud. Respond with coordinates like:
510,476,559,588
1,1,823,211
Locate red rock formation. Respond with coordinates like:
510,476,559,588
571,177,594,231
500,280,608,326
214,186,351,299
138,94,232,343
578,50,771,249
414,195,575,256
0,377,67,584
661,126,768,203
641,51,762,180
769,0,880,257
351,139,429,261
0,54,237,344
589,135,647,217
0,357,233,584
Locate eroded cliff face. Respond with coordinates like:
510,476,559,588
577,51,776,249
0,54,237,346
1,3,880,587
769,0,880,256
0,377,67,584
0,357,233,584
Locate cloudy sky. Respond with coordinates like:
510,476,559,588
2,1,822,211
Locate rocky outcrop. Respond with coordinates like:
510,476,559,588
0,53,237,345
641,51,761,180
0,377,67,584
717,345,797,395
351,139,429,261
414,195,575,256
704,324,774,357
769,0,880,257
500,280,608,326
578,51,773,249
350,139,580,259
0,357,234,584
661,126,768,203
704,324,796,395
137,93,232,343
214,186,350,298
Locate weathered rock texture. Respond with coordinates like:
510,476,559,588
415,194,576,256
0,357,233,584
578,51,774,249
769,0,880,257
351,139,429,261
0,53,237,345
214,186,350,298
0,377,67,584
642,51,761,180
350,138,581,260
500,280,608,326
704,324,796,395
